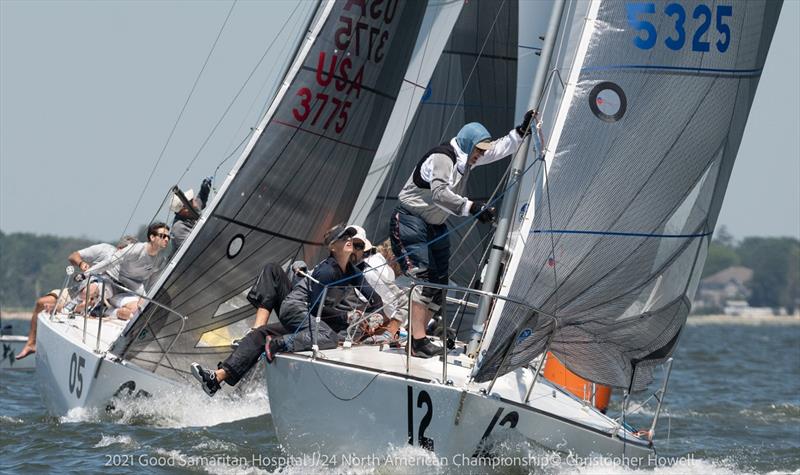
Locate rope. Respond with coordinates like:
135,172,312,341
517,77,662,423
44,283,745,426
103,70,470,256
119,0,238,239
369,0,509,238
175,0,307,185
293,120,546,340
310,357,385,401
366,6,439,236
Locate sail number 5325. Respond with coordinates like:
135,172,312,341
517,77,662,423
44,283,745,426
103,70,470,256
626,2,732,52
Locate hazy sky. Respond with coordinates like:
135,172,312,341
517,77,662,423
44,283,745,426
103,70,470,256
1,0,798,242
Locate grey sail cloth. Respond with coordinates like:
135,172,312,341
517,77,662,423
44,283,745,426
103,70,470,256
358,0,521,286
473,0,782,390
109,0,429,381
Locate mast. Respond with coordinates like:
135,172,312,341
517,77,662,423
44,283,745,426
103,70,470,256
466,0,566,358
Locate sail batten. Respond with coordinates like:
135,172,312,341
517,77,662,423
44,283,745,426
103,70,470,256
474,0,782,389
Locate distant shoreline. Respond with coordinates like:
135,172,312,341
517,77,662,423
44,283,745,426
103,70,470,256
687,314,800,325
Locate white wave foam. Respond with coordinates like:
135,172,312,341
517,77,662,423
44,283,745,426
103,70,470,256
106,379,269,429
59,406,100,424
94,434,137,448
0,415,24,424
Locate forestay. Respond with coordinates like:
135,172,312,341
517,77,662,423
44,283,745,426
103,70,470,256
474,0,782,390
109,0,428,381
358,0,523,286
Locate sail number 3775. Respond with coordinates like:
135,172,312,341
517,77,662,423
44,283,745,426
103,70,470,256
626,2,733,52
292,0,398,135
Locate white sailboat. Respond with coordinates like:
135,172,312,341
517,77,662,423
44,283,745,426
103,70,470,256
265,0,783,461
35,0,431,416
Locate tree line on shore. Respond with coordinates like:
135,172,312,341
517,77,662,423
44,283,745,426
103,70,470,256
702,227,799,313
1,228,798,312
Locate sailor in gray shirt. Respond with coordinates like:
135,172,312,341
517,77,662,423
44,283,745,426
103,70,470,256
87,222,171,319
389,112,533,358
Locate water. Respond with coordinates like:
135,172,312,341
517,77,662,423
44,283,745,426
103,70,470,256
1,320,798,474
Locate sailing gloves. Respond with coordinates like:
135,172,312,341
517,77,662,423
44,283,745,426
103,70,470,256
470,201,496,224
516,109,534,137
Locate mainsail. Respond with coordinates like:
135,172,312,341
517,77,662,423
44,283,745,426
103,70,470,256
474,0,782,390
357,0,524,286
109,0,428,381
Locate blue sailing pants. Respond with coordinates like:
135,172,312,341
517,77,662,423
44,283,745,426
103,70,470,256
389,207,449,311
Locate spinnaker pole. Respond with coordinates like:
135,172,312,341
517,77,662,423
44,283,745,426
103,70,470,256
466,0,566,358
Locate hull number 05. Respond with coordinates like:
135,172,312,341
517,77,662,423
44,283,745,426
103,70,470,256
68,352,86,398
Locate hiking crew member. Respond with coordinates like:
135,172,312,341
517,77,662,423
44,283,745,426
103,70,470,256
191,262,293,396
190,224,383,396
15,236,137,360
170,177,212,252
390,112,533,358
85,222,170,320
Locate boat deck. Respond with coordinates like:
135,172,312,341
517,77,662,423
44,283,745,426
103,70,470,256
38,311,128,353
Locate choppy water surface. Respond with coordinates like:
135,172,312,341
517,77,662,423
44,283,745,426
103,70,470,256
1,320,798,474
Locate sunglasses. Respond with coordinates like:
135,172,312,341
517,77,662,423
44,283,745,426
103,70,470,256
155,233,170,239
353,242,365,250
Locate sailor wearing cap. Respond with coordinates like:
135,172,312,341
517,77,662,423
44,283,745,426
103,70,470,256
170,177,212,252
191,224,383,396
263,224,384,360
389,112,533,357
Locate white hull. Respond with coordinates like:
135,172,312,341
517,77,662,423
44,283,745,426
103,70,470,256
1,335,35,370
35,312,179,416
266,344,654,462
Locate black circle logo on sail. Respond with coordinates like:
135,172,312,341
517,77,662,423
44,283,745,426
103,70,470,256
227,234,245,258
589,81,626,123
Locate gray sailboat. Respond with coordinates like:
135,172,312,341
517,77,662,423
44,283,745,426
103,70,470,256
265,0,783,462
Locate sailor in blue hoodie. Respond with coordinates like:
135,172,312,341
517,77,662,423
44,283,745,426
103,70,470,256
390,112,533,357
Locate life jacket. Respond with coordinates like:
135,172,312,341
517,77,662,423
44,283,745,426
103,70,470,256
412,143,458,189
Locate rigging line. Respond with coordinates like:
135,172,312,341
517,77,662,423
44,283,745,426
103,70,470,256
119,0,238,238
150,3,395,314
370,0,512,256
438,0,508,143
212,131,251,186
176,0,307,185
296,126,548,330
540,136,560,317
368,6,439,235
223,1,314,161
152,57,380,314
142,3,342,308
448,224,495,277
